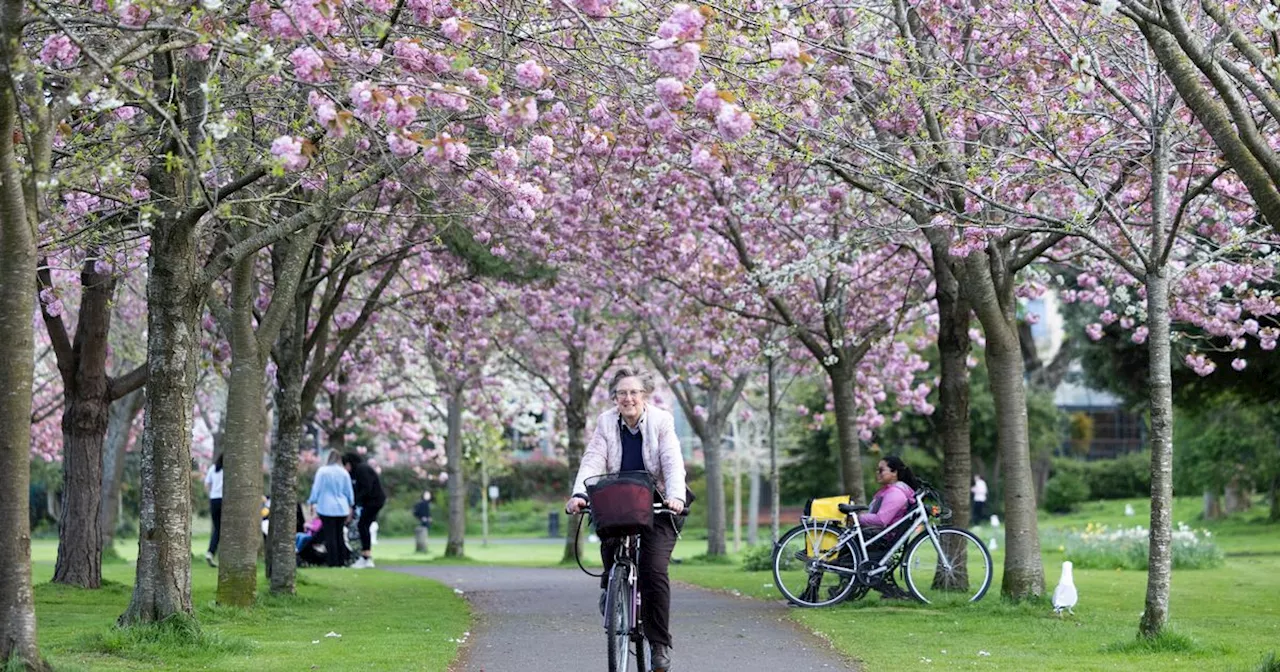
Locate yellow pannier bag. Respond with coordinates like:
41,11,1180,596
802,495,853,556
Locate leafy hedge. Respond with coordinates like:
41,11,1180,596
1050,452,1151,503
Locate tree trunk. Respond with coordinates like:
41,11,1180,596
732,450,742,553
1223,476,1251,514
964,250,1044,600
120,42,207,629
1269,476,1279,523
267,295,306,594
702,418,728,556
101,389,145,549
561,348,588,563
445,392,466,558
216,254,268,607
747,453,760,547
932,241,973,530
415,526,430,553
828,363,867,502
1202,489,1223,521
480,460,490,547
0,21,47,660
768,356,780,543
53,263,117,588
1140,268,1175,638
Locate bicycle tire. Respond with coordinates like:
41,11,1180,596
634,630,646,672
902,527,992,604
771,524,860,607
606,564,631,672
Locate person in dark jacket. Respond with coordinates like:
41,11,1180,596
413,490,433,530
342,452,386,569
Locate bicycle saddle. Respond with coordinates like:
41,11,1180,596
838,503,869,514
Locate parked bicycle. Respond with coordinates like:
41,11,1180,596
771,483,992,607
573,472,687,672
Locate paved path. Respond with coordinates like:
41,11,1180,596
390,565,856,672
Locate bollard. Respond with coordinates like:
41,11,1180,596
415,525,429,553
548,511,561,538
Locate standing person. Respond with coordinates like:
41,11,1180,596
413,490,433,530
971,474,988,527
308,450,355,567
565,366,687,672
203,454,224,568
343,452,386,569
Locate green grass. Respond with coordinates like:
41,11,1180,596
31,556,468,670
670,496,1280,672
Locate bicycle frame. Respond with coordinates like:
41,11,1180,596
603,534,644,636
802,490,947,581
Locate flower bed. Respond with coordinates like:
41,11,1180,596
1052,522,1224,570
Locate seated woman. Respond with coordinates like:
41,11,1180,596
857,454,920,599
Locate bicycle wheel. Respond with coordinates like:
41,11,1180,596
606,564,632,672
633,631,646,672
772,524,860,607
902,527,992,605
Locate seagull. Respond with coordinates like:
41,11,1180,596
990,514,1001,528
1124,503,1135,517
989,538,998,552
1052,561,1078,616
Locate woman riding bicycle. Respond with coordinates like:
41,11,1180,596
566,365,686,672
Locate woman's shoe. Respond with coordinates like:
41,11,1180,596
205,552,217,568
651,644,671,671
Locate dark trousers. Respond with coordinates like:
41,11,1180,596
319,515,348,567
972,499,986,526
208,498,222,554
600,516,679,649
357,502,383,553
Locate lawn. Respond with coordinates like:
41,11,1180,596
669,496,1280,672
29,553,469,671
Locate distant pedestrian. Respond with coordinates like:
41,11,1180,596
971,474,988,526
308,450,354,567
203,454,224,568
343,452,386,569
413,490,433,531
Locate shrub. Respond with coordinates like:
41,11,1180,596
493,459,574,501
741,544,775,572
1052,522,1224,570
377,508,419,537
1043,472,1090,513
1051,453,1151,501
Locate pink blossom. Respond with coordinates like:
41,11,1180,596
463,66,489,88
499,97,538,128
656,3,706,41
39,35,80,68
386,132,420,157
1084,323,1104,341
1131,326,1148,344
715,103,753,142
270,135,309,171
694,82,723,115
649,40,700,80
423,133,470,169
187,44,213,61
440,17,471,43
1232,358,1248,371
690,144,723,174
289,46,330,83
1185,352,1216,376
515,59,546,89
528,135,554,162
655,77,687,109
494,146,520,173
770,39,801,60
119,3,151,28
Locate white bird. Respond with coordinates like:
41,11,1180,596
990,514,1001,528
1052,561,1078,616
989,538,998,552
1124,503,1135,517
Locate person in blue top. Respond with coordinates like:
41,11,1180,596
307,449,355,567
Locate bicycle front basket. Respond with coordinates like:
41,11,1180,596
586,472,655,538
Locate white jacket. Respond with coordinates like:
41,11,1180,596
571,405,687,503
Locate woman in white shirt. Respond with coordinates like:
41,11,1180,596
203,454,224,567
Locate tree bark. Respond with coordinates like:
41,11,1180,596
0,7,47,658
1202,489,1223,521
828,363,867,502
931,237,973,529
267,285,307,594
561,347,588,563
52,262,117,588
768,356,780,543
1223,476,1251,514
747,451,760,547
102,389,145,550
702,417,728,556
1269,476,1279,523
962,251,1045,600
1140,266,1174,638
444,391,466,558
216,252,269,607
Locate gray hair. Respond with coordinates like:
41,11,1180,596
326,449,343,465
608,366,656,397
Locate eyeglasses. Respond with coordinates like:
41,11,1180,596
877,467,892,474
615,389,645,399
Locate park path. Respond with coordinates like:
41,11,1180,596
389,565,857,672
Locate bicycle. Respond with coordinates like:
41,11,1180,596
771,483,992,607
572,472,686,672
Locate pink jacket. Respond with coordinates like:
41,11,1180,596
858,482,915,528
571,406,687,503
